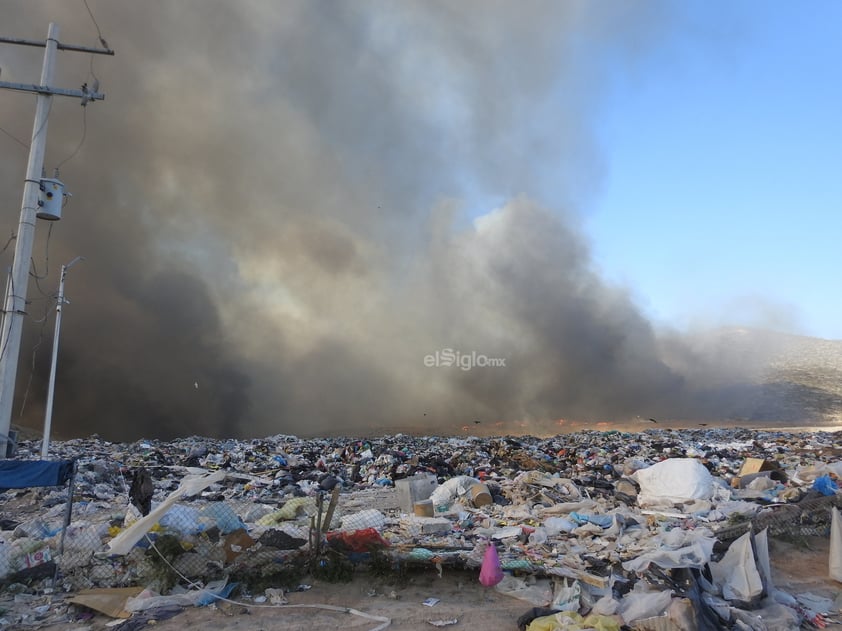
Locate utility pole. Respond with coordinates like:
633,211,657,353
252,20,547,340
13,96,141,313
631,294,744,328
41,256,83,460
0,24,113,458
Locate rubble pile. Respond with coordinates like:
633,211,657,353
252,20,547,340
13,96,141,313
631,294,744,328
2,426,842,628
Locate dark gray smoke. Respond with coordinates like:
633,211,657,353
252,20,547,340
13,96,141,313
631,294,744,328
0,1,789,441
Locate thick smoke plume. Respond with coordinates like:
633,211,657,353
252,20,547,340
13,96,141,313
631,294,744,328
0,1,781,440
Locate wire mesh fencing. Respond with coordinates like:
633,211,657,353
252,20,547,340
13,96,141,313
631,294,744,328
1,458,393,592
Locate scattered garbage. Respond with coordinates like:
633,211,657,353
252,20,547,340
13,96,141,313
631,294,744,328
2,427,842,629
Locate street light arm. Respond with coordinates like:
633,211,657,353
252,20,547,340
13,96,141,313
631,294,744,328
64,255,84,270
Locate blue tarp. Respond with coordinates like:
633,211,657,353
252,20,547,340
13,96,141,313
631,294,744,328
0,460,74,490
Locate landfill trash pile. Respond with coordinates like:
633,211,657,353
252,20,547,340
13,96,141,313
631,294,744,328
1,427,842,629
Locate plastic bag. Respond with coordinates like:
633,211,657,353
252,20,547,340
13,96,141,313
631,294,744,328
830,507,842,582
591,594,620,616
709,531,764,605
339,508,386,531
619,585,672,624
528,527,548,545
631,458,713,505
569,512,613,528
755,528,773,590
430,476,479,507
526,611,621,631
813,475,838,496
622,541,713,572
325,527,389,553
495,574,552,606
551,578,581,612
199,503,245,534
480,542,503,587
543,516,575,535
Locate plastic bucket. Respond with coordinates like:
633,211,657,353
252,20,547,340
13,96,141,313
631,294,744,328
470,482,492,507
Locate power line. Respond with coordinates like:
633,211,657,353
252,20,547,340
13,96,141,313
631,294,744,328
56,105,87,169
0,233,16,257
17,294,52,422
88,54,100,87
0,272,16,365
81,0,109,49
81,0,110,89
29,222,54,282
30,97,53,148
0,124,28,150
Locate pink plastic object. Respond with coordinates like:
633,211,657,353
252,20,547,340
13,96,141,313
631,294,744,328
479,543,503,587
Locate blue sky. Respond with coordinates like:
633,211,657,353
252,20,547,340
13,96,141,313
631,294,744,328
585,2,842,339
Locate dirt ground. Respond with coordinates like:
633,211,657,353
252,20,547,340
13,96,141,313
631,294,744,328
26,534,842,631
45,565,528,631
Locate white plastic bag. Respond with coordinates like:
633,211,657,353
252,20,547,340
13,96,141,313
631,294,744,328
830,507,842,582
528,527,548,545
710,531,764,604
551,578,581,612
631,458,713,506
495,574,553,607
543,516,575,535
620,584,672,624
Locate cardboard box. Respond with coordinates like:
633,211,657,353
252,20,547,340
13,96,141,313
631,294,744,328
734,458,786,487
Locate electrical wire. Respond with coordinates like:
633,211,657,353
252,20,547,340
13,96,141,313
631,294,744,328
30,97,53,148
29,222,54,284
81,0,109,102
0,232,16,257
0,272,15,365
82,0,109,50
54,1,106,169
17,219,56,419
56,106,87,170
29,272,51,301
17,293,53,421
0,124,28,151
20,223,55,417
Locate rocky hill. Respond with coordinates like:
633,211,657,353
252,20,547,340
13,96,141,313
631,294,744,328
691,327,842,427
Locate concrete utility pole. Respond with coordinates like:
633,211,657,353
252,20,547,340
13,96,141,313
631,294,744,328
0,23,112,458
41,256,83,460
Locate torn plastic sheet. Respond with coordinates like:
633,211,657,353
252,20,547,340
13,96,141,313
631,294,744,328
429,476,480,507
622,528,716,572
622,538,715,573
755,528,773,591
830,507,842,582
107,470,227,555
124,579,233,612
619,584,672,625
256,497,317,525
495,574,554,607
710,531,765,605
